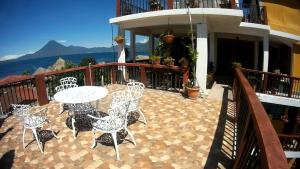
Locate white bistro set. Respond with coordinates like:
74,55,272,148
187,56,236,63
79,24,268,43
11,77,146,160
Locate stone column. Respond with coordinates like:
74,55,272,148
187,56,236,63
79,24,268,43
149,35,154,55
263,35,269,72
130,31,136,62
196,23,208,95
209,32,216,72
117,29,126,63
254,39,259,69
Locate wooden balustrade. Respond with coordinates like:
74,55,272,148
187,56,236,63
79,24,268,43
0,62,187,112
233,68,288,169
241,68,300,99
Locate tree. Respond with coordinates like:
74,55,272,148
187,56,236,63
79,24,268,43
64,60,77,69
22,70,31,75
79,57,97,66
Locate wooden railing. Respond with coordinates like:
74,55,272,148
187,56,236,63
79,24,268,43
278,134,300,152
116,0,266,24
241,68,300,99
0,63,188,114
232,68,288,168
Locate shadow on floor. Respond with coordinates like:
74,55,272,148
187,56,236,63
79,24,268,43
0,127,13,141
65,111,140,146
0,150,15,169
204,86,236,169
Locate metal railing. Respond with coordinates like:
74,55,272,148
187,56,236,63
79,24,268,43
242,68,300,99
232,68,288,168
116,0,267,24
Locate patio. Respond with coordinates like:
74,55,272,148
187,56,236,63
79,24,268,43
0,84,234,168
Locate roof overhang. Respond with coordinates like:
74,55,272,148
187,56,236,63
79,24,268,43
109,8,243,35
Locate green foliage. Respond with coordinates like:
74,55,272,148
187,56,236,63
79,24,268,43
64,60,77,69
22,70,31,75
79,57,97,66
149,55,161,61
154,34,171,58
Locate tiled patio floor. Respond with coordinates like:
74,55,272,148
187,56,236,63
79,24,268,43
0,84,234,169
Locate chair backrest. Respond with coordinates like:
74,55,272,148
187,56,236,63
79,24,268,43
60,77,77,85
108,99,130,126
11,104,30,118
127,82,145,99
55,83,78,93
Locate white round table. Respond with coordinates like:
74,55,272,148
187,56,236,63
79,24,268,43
54,86,108,104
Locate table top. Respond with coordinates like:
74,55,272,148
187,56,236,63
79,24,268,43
53,86,108,104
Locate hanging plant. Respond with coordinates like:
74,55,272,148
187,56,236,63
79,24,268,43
114,35,124,44
163,34,175,44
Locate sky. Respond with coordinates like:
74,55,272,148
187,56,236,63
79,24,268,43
0,0,146,60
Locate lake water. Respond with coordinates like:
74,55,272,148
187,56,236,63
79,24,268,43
0,52,145,79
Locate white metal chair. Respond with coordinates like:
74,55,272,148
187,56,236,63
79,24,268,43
68,103,96,138
127,82,147,124
60,77,77,85
55,82,78,114
88,97,136,160
11,104,58,153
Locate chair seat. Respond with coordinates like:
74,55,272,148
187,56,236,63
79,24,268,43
24,116,46,128
92,116,124,132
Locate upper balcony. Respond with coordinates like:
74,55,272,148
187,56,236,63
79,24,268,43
115,0,268,25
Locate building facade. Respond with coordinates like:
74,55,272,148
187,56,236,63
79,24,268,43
110,0,300,93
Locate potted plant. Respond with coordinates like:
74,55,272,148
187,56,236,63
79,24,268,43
114,35,124,44
185,43,199,99
179,57,189,68
149,55,161,65
149,0,162,11
163,57,175,66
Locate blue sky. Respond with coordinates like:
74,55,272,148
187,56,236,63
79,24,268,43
0,0,145,60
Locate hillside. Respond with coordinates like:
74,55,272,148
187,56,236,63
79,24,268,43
17,40,148,61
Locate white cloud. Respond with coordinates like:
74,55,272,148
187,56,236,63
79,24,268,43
139,38,148,44
0,51,34,61
58,40,67,43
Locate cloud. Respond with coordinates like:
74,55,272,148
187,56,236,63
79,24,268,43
139,38,148,44
58,40,67,43
0,51,34,61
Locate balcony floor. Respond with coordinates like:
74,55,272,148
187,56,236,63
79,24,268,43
0,84,234,168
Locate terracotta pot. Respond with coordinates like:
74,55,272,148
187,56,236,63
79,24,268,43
164,34,175,44
186,86,199,100
152,60,161,65
115,38,124,44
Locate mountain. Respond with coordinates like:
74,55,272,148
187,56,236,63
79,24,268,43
17,40,148,61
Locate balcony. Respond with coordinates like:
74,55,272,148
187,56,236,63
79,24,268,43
0,63,291,168
116,0,268,24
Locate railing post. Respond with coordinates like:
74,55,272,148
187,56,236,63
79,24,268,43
84,66,92,86
111,66,117,84
140,66,147,84
263,6,268,25
34,74,49,106
230,0,236,9
182,68,189,86
116,0,121,16
263,73,268,93
288,78,294,97
167,0,173,9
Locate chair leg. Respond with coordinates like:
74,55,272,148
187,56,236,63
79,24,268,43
71,117,76,139
32,128,43,153
22,127,26,148
90,129,97,149
125,127,136,146
138,109,147,124
111,132,120,160
47,121,59,138
59,103,64,114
